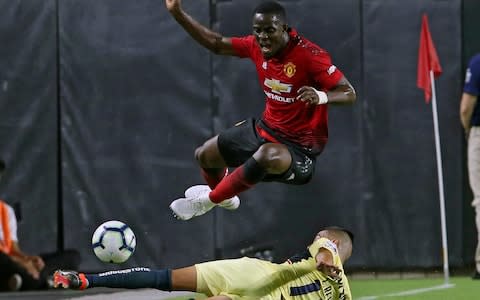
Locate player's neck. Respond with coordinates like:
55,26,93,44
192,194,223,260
270,33,290,60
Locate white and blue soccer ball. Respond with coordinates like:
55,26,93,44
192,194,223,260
91,220,136,264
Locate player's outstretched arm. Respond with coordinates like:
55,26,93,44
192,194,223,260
297,76,356,106
165,0,236,56
325,76,356,105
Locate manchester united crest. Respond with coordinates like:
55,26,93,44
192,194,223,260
283,62,296,78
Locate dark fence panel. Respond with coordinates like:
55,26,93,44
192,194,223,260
59,0,215,271
462,0,480,62
0,0,58,254
361,0,463,267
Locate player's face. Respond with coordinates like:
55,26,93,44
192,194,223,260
252,13,288,59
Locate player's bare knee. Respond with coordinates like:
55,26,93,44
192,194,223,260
254,144,290,170
195,146,208,166
195,145,223,168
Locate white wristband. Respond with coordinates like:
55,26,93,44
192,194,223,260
314,89,329,105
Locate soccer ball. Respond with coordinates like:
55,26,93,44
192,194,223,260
91,220,136,264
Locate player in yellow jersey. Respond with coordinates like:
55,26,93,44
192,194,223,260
53,226,353,300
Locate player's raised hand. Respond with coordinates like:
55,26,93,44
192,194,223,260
315,248,342,279
317,261,342,279
165,0,181,13
296,86,329,105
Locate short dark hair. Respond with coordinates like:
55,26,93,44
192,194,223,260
253,1,287,22
324,226,355,245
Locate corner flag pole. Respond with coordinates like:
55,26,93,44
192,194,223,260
418,14,449,284
429,70,450,284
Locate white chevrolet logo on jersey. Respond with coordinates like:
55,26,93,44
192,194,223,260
264,78,292,94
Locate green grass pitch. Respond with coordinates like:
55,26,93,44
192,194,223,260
164,276,480,299
351,276,480,299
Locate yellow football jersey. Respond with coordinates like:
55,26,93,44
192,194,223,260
195,238,351,300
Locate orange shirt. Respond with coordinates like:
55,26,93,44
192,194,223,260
0,200,13,254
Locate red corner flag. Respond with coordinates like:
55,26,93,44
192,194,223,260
417,14,442,103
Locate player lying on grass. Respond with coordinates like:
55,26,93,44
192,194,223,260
53,226,353,299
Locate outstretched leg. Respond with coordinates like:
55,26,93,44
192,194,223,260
170,118,297,220
53,266,197,292
170,143,292,220
208,143,291,203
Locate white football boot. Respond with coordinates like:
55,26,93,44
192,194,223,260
169,188,215,221
185,185,240,210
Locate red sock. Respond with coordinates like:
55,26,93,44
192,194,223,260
201,168,228,189
209,158,266,203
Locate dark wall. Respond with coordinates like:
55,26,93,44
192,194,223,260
0,0,58,254
0,0,472,271
463,0,480,62
59,0,216,269
360,0,463,268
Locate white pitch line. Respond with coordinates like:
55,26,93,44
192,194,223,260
357,283,455,300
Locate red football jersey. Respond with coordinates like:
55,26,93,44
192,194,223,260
231,29,343,153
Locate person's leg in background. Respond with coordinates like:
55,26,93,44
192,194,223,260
0,251,20,291
468,127,480,278
0,251,45,291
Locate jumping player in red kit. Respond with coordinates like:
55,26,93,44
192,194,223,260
167,0,357,220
